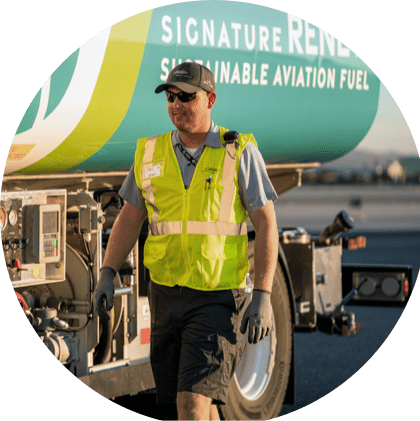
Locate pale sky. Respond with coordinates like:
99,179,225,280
355,83,418,156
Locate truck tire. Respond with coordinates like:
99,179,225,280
220,239,293,420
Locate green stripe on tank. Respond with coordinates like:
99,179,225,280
17,10,153,174
15,89,41,135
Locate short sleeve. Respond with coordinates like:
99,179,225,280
238,142,278,214
118,164,146,211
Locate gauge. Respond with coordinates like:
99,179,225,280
8,209,18,226
0,207,7,231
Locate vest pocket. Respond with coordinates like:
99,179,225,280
201,241,238,289
144,236,171,283
201,242,238,260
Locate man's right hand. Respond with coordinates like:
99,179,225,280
93,267,116,321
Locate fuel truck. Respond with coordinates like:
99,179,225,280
0,2,413,420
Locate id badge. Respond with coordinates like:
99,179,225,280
142,160,164,180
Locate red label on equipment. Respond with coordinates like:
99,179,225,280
141,328,151,344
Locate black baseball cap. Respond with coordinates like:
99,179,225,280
155,62,216,94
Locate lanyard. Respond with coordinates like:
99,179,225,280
176,143,198,167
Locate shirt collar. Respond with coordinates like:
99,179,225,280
172,121,221,149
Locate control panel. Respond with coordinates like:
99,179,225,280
1,190,66,287
23,204,61,264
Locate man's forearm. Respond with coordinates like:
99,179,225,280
103,202,147,273
249,201,278,292
253,222,278,292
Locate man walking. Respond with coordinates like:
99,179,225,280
94,62,278,420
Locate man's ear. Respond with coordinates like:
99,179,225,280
208,92,217,109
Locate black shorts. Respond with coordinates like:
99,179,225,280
147,281,250,405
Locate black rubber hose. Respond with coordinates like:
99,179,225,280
93,304,113,365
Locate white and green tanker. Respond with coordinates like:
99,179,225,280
1,2,410,421
5,1,380,176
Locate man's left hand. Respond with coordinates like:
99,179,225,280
240,290,273,344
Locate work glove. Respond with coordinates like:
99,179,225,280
240,290,273,344
93,267,116,322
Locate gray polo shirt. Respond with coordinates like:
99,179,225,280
119,122,277,214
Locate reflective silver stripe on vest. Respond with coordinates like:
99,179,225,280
149,221,183,236
218,141,237,223
143,135,158,163
148,221,246,236
187,221,247,236
141,136,159,225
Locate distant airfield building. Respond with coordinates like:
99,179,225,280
302,155,420,185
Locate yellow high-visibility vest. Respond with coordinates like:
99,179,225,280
134,126,258,290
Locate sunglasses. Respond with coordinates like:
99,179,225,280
165,90,205,103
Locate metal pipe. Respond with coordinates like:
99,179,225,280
114,286,133,297
70,300,90,306
57,312,88,326
89,359,131,374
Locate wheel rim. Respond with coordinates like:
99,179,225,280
233,321,276,401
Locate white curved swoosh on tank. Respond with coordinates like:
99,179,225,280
6,27,111,174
